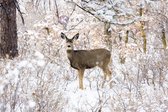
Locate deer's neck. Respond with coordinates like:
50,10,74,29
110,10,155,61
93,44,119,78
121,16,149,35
66,50,74,60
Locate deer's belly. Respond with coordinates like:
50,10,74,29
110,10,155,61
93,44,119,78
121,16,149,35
70,62,79,69
70,61,97,69
85,65,96,69
84,61,99,69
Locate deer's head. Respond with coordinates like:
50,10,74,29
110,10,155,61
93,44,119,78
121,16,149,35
61,32,79,50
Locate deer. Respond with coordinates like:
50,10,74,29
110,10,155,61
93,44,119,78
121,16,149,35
61,32,112,89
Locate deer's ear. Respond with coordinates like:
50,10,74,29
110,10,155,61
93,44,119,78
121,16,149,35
72,33,79,40
61,32,67,39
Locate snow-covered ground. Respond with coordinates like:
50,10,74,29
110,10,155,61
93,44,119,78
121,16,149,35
0,0,168,112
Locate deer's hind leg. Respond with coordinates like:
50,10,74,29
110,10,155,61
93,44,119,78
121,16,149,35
106,67,112,79
100,64,112,88
78,69,85,90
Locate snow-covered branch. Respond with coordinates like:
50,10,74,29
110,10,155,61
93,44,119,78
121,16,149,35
69,0,140,25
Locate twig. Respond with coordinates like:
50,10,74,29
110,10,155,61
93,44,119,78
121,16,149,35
68,1,102,21
69,19,83,31
54,0,59,18
14,0,25,24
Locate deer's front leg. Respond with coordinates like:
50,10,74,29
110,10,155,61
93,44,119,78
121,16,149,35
78,69,84,90
102,67,112,88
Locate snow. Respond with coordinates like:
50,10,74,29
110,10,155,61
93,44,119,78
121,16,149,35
0,0,168,112
34,51,44,59
17,60,28,68
36,60,45,67
28,100,36,108
81,0,138,24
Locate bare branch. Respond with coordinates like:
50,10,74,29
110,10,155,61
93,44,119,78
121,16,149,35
14,0,25,24
54,0,59,18
68,1,139,26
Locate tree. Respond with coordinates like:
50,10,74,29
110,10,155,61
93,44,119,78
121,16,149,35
0,0,18,58
78,0,138,25
70,0,138,50
32,0,168,52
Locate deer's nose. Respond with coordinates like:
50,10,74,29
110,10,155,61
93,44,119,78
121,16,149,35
67,45,71,47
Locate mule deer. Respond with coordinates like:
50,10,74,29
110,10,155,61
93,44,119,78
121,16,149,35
61,32,112,89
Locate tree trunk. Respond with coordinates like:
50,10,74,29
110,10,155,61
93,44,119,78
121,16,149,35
139,7,147,53
0,0,18,59
104,22,112,50
162,28,167,49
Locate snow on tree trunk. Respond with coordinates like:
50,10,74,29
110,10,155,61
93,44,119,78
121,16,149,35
0,0,18,59
140,7,147,53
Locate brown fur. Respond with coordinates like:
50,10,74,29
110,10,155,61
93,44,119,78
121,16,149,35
61,33,112,89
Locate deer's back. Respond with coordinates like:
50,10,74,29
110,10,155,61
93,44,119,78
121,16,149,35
69,49,111,69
